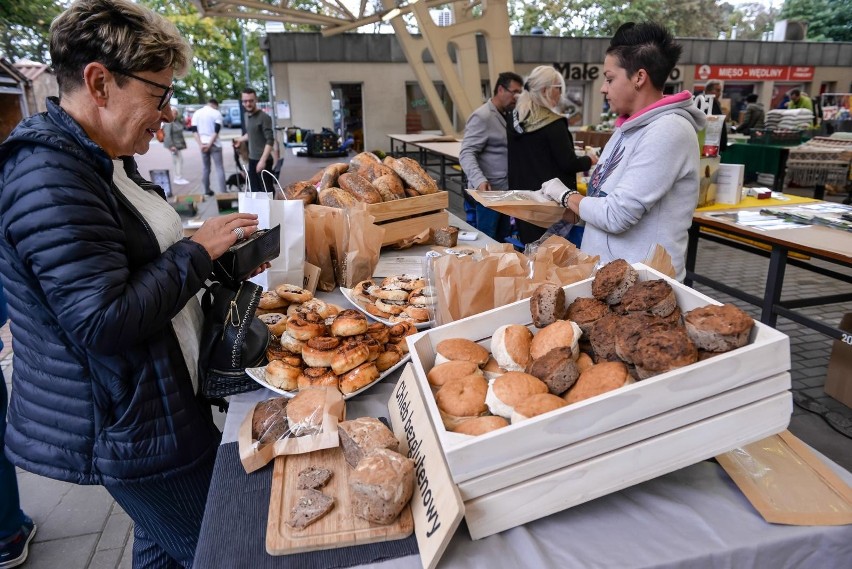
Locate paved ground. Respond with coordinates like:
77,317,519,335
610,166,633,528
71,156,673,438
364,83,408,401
2,133,851,568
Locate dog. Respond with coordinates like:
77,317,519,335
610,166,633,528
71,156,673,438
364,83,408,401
226,172,246,191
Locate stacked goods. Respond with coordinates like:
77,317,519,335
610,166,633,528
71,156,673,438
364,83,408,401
404,262,791,538
284,152,439,209
422,260,756,438
350,274,436,325
257,284,417,395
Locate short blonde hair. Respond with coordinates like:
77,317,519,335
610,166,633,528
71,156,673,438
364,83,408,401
515,66,565,123
50,0,191,94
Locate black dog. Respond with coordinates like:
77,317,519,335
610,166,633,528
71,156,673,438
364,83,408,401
226,172,246,191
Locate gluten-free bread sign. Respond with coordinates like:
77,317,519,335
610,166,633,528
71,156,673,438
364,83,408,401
388,365,464,569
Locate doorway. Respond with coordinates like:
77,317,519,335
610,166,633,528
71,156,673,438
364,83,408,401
331,83,364,152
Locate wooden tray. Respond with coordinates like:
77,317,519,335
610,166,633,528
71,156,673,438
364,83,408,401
266,446,414,555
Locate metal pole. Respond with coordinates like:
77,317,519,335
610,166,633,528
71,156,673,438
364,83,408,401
241,24,250,88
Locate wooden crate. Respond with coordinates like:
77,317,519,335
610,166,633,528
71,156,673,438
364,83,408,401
365,192,449,246
406,265,791,484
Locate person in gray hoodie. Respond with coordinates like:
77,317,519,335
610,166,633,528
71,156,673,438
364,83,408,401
547,22,705,281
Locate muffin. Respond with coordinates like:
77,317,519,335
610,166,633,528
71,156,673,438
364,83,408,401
619,279,677,317
565,297,610,335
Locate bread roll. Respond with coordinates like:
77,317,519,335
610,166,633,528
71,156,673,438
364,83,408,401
436,374,488,418
251,397,289,444
319,187,360,209
632,328,698,379
525,346,580,395
427,360,482,389
389,157,439,195
563,361,632,405
338,172,383,204
432,226,459,247
373,174,406,201
530,283,567,328
485,371,548,419
453,415,508,436
684,303,754,353
435,338,490,366
339,362,380,395
338,416,400,468
565,297,610,335
511,393,568,424
529,319,582,361
592,259,638,305
350,448,415,525
620,279,677,317
318,162,349,190
490,324,534,371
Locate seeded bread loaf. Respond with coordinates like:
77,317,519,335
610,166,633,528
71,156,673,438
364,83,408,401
349,448,415,525
338,416,400,468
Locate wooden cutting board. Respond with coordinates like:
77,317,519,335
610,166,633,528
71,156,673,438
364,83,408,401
266,446,414,555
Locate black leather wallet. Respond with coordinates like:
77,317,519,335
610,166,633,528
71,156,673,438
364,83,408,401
213,225,281,286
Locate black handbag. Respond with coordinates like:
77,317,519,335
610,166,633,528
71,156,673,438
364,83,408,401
198,280,270,399
213,225,281,287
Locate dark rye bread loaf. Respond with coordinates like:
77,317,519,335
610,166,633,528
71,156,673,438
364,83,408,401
251,398,289,445
525,346,580,395
338,417,400,469
684,303,754,353
632,327,698,380
565,296,610,335
530,283,566,328
592,259,638,305
287,489,335,530
620,279,677,317
614,313,680,364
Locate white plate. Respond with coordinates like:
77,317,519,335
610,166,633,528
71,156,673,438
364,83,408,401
246,353,411,400
339,287,433,330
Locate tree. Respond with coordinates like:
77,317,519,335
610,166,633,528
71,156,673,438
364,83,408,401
0,1,65,62
780,0,852,41
720,2,779,40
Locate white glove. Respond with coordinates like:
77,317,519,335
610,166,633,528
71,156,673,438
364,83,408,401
540,177,576,206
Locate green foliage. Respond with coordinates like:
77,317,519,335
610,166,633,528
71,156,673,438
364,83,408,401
780,0,852,41
0,1,65,62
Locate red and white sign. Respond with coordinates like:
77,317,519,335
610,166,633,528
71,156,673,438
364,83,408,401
695,65,814,82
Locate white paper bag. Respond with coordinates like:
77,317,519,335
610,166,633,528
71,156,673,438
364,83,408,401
238,192,305,290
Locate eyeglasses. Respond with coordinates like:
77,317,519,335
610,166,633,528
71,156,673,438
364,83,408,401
110,69,174,111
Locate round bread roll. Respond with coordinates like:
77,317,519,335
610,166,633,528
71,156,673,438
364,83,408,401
525,346,580,395
529,319,582,361
486,372,548,419
565,297,610,335
563,361,632,405
481,356,506,381
266,358,301,392
530,283,567,328
297,366,339,391
588,313,622,363
283,180,318,206
614,314,678,364
511,393,568,424
370,284,410,302
427,360,482,389
490,324,534,371
267,339,295,363
388,321,417,342
389,157,439,194
684,303,754,353
373,174,406,201
291,298,337,320
286,312,327,341
287,388,329,436
576,352,595,374
350,151,381,171
258,312,288,337
375,344,404,372
331,341,370,375
331,309,369,337
318,162,349,191
259,290,289,310
338,172,383,204
435,338,490,367
280,331,306,354
632,328,698,380
275,284,313,304
436,374,489,419
352,279,376,304
453,415,509,437
620,279,677,317
591,259,638,305
339,362,380,394
302,336,341,368
319,187,360,209
348,334,381,362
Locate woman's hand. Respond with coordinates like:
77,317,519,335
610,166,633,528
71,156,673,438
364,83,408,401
561,207,580,225
190,212,259,260
589,153,599,166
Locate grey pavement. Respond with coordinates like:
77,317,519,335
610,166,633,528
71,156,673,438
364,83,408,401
2,136,851,568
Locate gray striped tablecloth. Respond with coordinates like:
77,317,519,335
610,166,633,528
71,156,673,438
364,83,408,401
195,442,419,568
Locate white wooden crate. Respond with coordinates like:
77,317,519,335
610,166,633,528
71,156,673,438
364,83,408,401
407,264,791,484
463,391,791,539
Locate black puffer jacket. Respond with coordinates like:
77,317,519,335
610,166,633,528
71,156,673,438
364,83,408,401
0,98,219,484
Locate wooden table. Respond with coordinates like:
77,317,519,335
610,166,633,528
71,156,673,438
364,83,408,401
387,133,455,158
686,201,852,341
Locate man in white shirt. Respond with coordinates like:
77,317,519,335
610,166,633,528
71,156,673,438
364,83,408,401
192,98,226,195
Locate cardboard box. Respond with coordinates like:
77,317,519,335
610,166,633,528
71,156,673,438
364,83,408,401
824,313,852,407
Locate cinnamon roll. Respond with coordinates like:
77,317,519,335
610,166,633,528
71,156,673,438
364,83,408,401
286,311,327,341
302,336,341,369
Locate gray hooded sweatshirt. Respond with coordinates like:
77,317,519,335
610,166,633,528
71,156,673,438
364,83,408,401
579,91,706,281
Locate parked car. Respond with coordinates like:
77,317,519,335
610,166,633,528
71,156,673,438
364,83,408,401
182,105,201,131
223,106,242,128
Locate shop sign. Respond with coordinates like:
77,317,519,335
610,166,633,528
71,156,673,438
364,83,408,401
694,64,814,81
553,62,600,81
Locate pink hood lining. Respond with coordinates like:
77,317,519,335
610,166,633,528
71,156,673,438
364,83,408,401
614,91,693,128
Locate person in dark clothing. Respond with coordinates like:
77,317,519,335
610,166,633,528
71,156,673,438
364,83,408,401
507,65,596,244
0,1,264,567
734,93,765,135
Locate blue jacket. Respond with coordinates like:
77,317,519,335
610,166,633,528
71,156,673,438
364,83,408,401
0,98,219,484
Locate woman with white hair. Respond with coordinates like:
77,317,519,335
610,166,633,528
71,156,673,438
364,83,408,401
507,65,597,244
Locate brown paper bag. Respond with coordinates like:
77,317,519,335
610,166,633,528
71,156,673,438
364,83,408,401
643,244,676,279
388,228,432,250
432,254,501,325
304,205,341,292
336,207,385,288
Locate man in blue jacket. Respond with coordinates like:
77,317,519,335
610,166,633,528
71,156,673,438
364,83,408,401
0,281,36,568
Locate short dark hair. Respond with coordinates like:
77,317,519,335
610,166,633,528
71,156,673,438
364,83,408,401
493,71,523,97
208,98,218,105
606,22,682,91
789,89,801,97
746,93,759,103
242,87,258,96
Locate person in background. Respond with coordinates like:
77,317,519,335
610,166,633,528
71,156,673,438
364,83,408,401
233,88,275,193
786,89,813,111
163,105,189,184
734,93,765,135
459,71,523,241
507,65,596,245
545,21,705,281
0,282,36,569
193,97,227,196
704,80,728,153
0,1,263,566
